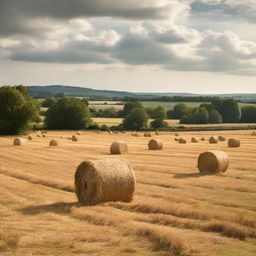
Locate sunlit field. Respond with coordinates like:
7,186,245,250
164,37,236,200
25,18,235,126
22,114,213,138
0,130,255,256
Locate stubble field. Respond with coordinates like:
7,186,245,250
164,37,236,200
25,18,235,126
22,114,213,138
0,131,255,256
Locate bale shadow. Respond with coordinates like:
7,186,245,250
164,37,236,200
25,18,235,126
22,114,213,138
173,172,210,179
19,201,81,215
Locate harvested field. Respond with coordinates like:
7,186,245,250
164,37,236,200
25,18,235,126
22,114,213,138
0,130,256,256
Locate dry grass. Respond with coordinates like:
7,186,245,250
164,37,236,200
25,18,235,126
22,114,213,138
0,229,20,252
0,130,255,255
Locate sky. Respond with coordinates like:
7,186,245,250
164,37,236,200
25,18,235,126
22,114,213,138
0,0,256,94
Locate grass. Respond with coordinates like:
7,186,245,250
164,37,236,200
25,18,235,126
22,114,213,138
0,130,256,255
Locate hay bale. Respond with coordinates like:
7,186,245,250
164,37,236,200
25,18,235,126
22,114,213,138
179,138,187,144
209,136,218,144
252,131,256,136
228,138,240,147
155,131,160,135
198,150,229,174
28,135,33,140
42,134,46,138
148,139,163,150
72,135,78,141
144,132,152,137
175,133,179,137
37,134,41,137
49,139,58,146
13,137,24,146
218,136,225,141
75,158,136,205
191,137,198,143
174,138,179,141
110,141,128,154
76,132,82,135
201,137,205,141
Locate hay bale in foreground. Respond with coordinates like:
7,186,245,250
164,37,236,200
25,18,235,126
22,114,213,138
49,139,58,146
148,139,163,150
198,150,229,174
218,136,225,141
110,141,128,154
179,138,187,144
191,137,198,143
228,138,240,147
28,135,33,140
13,138,24,146
75,158,136,205
72,135,78,141
209,136,218,144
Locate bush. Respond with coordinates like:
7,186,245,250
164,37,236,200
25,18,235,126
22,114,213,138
0,85,40,134
152,106,167,119
123,107,149,130
167,109,174,119
209,109,223,124
150,119,168,129
120,101,143,117
41,97,57,108
180,107,209,124
100,124,109,131
88,123,100,130
241,106,256,123
45,98,91,130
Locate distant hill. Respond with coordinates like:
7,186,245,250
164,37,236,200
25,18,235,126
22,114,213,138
27,85,256,102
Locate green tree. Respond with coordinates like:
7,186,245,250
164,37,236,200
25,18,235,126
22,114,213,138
45,98,91,130
150,119,168,129
152,106,167,119
209,109,223,124
121,101,143,117
81,98,89,106
173,103,188,119
0,85,39,134
180,107,209,124
167,109,174,119
241,106,256,123
200,103,215,112
123,107,148,130
42,97,57,107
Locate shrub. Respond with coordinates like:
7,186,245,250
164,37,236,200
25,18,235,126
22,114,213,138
150,119,168,129
123,107,149,130
41,97,57,107
45,98,91,130
120,102,143,117
0,85,39,135
209,110,223,124
152,106,167,119
241,106,256,123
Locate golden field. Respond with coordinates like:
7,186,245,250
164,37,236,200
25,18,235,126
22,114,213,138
0,131,256,256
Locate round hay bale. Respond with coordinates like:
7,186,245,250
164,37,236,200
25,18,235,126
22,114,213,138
28,135,33,140
228,138,240,147
155,131,160,135
201,137,205,141
218,136,225,142
110,141,128,155
251,131,256,136
174,138,179,141
72,135,78,141
76,132,82,135
75,158,136,205
175,133,179,137
148,139,163,150
42,134,46,138
144,132,152,137
37,134,41,138
13,137,24,146
179,138,187,144
198,150,229,174
209,136,218,144
49,139,58,146
191,137,198,143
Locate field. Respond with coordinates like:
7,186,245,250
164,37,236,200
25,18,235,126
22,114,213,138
0,131,256,256
89,101,255,111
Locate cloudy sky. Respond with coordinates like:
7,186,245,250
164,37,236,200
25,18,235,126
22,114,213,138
1,0,256,93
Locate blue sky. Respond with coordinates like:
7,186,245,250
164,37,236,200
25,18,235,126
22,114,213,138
0,0,256,93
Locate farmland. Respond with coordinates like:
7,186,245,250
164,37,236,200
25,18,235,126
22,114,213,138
0,130,256,256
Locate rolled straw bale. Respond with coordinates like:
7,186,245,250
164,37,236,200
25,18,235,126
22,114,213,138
218,136,225,142
75,158,136,205
28,135,33,140
191,137,198,143
37,134,41,137
49,139,58,146
201,137,205,141
13,137,24,146
155,131,160,135
252,131,256,136
179,138,187,144
228,138,240,147
209,136,218,144
174,138,179,141
198,150,229,174
175,133,179,137
72,135,78,141
144,132,152,137
110,141,128,155
42,134,46,138
148,139,163,150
